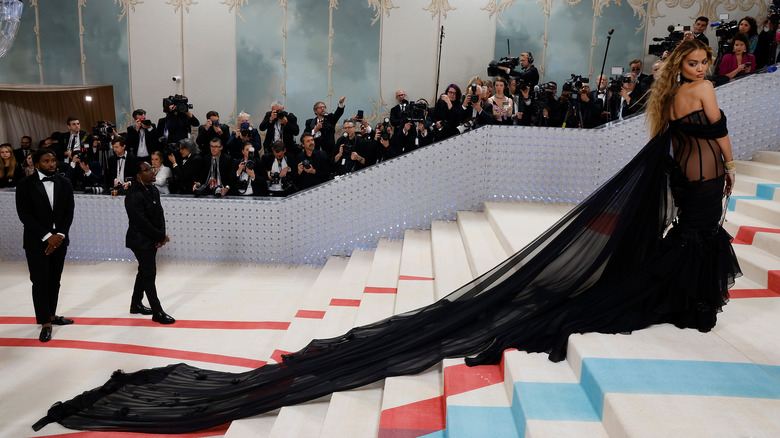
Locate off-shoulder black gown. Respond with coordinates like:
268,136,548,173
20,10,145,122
34,110,741,433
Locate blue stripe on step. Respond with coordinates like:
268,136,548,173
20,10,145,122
580,358,780,417
728,183,780,211
446,406,520,438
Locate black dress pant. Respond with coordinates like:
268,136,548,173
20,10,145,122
25,243,67,325
130,248,163,313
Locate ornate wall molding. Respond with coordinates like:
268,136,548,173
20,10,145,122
369,0,398,25
78,0,87,85
166,0,198,14
423,0,455,20
115,0,143,21
221,0,248,21
29,0,44,84
482,0,516,27
327,0,337,108
279,0,288,105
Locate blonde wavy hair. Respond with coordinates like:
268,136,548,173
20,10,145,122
645,39,714,138
0,144,18,179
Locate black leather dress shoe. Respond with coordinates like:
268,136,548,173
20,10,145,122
51,316,74,325
39,326,52,342
130,304,153,315
152,312,175,324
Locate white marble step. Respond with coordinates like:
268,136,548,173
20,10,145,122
268,397,331,438
430,221,473,301
732,173,776,196
722,209,777,236
755,150,780,166
484,202,574,254
733,244,780,289
737,160,780,181
734,198,780,228
457,210,509,277
394,229,435,314
318,241,404,438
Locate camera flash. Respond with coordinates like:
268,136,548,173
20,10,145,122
85,96,92,102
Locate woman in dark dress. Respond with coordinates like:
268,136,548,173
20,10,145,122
0,144,23,188
33,41,740,434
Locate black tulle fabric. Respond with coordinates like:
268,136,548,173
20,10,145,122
33,110,741,434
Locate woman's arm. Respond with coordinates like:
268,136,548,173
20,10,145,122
697,80,735,194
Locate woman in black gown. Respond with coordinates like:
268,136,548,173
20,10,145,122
33,40,740,433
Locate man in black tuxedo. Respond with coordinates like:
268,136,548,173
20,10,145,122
304,96,345,156
389,89,409,129
14,136,33,163
193,138,234,197
57,117,93,165
196,110,231,153
258,101,301,156
629,59,653,94
157,102,200,145
124,160,175,324
692,16,710,46
295,133,330,190
105,137,136,191
126,109,160,163
168,138,203,194
15,149,75,342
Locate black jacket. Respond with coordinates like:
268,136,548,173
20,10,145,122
124,182,166,250
304,105,344,156
259,111,301,156
170,153,204,194
15,172,75,249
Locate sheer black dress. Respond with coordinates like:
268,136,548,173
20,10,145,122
33,110,741,433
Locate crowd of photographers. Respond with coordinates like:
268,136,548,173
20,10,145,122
2,10,777,195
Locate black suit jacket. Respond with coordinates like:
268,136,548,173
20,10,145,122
304,105,344,156
259,111,301,155
126,124,161,158
170,153,203,194
57,130,93,161
195,124,231,152
124,182,165,250
105,153,137,188
15,172,75,250
14,148,32,164
199,154,235,189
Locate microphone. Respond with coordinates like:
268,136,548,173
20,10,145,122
710,22,721,27
767,66,778,73
608,29,614,35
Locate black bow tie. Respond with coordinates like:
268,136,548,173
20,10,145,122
117,156,126,160
41,176,55,182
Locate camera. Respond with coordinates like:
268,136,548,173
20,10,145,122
608,75,631,93
408,102,428,123
163,94,192,113
714,20,738,39
193,183,223,198
141,119,152,127
456,119,476,134
162,142,178,157
564,74,589,94
71,146,93,164
83,186,106,194
487,56,520,77
648,24,687,57
274,110,288,119
91,121,116,147
302,159,312,170
240,121,253,137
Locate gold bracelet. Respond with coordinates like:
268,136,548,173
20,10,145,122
723,160,736,174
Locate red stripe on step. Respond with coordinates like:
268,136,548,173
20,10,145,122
270,349,293,364
730,289,780,298
36,423,230,437
734,226,780,245
330,298,361,306
0,338,265,369
399,275,434,281
378,427,442,438
443,363,504,397
379,396,445,431
769,270,780,294
295,310,326,319
364,286,398,294
0,316,289,330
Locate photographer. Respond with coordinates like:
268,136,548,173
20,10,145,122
693,16,710,46
196,111,230,154
305,96,346,156
64,146,103,192
372,121,400,162
754,15,778,68
613,73,646,120
126,109,160,163
495,52,540,87
389,89,411,129
105,137,136,192
719,33,756,80
397,99,433,153
460,79,495,130
536,82,565,127
511,79,533,125
260,140,296,196
296,133,330,190
57,117,93,165
227,112,262,157
193,138,233,198
157,95,199,145
432,84,464,141
168,138,203,195
333,120,374,176
259,101,301,156
231,142,266,197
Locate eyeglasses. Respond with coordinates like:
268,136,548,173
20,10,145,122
139,167,155,173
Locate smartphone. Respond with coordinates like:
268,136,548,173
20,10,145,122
356,110,364,120
745,62,752,66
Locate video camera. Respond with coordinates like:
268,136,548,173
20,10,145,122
714,20,738,39
487,56,520,77
91,120,116,143
163,94,193,113
648,24,688,57
533,83,557,106
608,75,631,93
564,74,589,94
